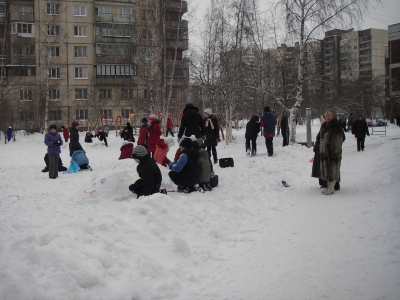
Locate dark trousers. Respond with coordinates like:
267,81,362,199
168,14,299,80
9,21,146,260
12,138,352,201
206,146,218,162
48,153,59,179
265,137,274,155
356,137,365,151
169,171,184,188
166,128,174,137
65,138,68,142
245,138,257,152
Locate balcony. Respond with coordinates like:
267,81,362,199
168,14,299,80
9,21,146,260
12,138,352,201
96,14,135,24
95,35,136,44
10,56,36,65
95,76,136,86
11,35,35,44
165,20,188,30
10,12,35,23
95,56,134,64
165,39,188,51
165,1,188,14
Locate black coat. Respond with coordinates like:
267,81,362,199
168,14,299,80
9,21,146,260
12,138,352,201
203,115,219,147
178,104,205,139
175,149,200,187
136,154,162,197
69,127,84,157
352,119,369,139
245,115,260,139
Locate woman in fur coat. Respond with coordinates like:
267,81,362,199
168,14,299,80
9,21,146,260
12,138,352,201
318,109,343,195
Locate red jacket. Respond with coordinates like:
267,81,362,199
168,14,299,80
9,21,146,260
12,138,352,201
119,143,134,160
137,124,149,145
167,118,173,128
62,127,70,139
147,120,162,152
154,139,171,167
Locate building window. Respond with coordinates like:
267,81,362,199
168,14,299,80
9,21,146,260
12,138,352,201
97,43,135,57
48,68,60,79
48,89,61,100
99,109,112,120
19,111,34,122
121,89,133,99
142,29,153,40
47,25,60,36
75,67,88,79
74,5,86,16
95,23,130,37
13,44,35,56
121,109,130,119
74,46,87,58
144,49,152,60
19,90,32,101
49,46,60,57
75,89,88,100
95,6,111,16
19,7,33,15
0,3,5,15
49,110,62,121
354,46,358,49
118,7,132,17
47,4,60,15
96,65,136,76
144,89,154,98
11,23,34,35
76,110,88,120
74,26,87,37
100,89,112,99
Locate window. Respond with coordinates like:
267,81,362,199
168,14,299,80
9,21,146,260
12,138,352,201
97,43,135,57
142,29,153,40
19,90,32,101
75,89,88,100
99,109,112,119
142,10,153,20
95,6,111,16
49,46,59,57
48,68,60,79
11,23,34,35
19,111,34,121
144,49,152,60
75,67,88,79
48,89,61,100
118,7,132,17
0,3,5,15
74,5,86,16
96,65,136,76
19,6,33,15
49,110,62,121
100,89,112,99
74,26,87,37
354,46,358,49
95,23,130,37
76,110,88,120
74,47,87,58
13,45,35,56
121,89,133,99
47,25,60,36
144,89,154,98
121,109,130,119
47,4,60,15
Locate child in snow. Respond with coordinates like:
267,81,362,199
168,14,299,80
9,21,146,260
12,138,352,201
71,149,91,170
166,116,174,137
137,118,149,148
119,141,134,160
154,136,175,167
61,125,69,142
168,137,201,193
194,138,213,191
103,124,109,137
245,114,261,156
147,114,162,158
84,131,93,143
97,130,108,147
129,145,163,198
121,128,133,142
44,124,63,179
7,126,13,142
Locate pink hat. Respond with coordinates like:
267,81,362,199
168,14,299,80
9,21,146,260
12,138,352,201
148,114,157,120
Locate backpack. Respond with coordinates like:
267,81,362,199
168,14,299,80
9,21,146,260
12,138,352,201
219,157,234,168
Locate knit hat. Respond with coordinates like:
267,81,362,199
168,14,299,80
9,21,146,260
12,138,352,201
148,114,156,121
141,118,148,123
49,124,57,130
71,121,79,127
204,108,213,115
179,138,193,149
132,145,148,159
264,106,270,112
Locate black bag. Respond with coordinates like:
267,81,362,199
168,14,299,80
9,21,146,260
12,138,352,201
210,175,219,188
219,157,234,168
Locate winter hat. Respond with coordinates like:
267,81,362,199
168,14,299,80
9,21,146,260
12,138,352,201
204,108,213,115
264,106,270,112
164,136,175,149
179,138,193,149
49,124,57,130
141,118,148,123
184,103,195,110
132,145,148,159
71,121,79,127
148,114,157,121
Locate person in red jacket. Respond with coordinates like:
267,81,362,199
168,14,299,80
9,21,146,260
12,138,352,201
61,125,70,142
137,118,149,147
166,116,174,137
119,141,134,160
154,136,175,167
147,114,162,158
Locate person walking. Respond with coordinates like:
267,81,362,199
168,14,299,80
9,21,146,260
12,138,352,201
177,103,205,141
260,106,277,156
69,121,84,157
318,109,343,195
44,124,63,179
61,125,69,142
245,114,261,156
352,114,370,151
203,108,220,164
7,126,13,142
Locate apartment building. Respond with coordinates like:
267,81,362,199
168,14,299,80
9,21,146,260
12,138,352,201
0,0,189,130
387,23,400,109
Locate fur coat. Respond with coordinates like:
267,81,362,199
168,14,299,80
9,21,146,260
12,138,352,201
319,118,343,182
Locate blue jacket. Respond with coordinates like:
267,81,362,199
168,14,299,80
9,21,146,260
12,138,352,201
44,131,63,154
71,150,89,166
261,112,277,137
7,128,12,138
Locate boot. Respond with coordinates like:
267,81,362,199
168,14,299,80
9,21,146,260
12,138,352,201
246,149,251,156
251,149,256,157
322,180,336,195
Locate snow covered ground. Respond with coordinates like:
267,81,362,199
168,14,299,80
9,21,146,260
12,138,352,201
1,121,400,300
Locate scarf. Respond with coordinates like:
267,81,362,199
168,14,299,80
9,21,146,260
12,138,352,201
205,118,214,130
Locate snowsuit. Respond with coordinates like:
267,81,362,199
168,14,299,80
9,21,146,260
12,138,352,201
168,148,200,189
124,123,134,138
62,127,70,142
69,126,84,157
260,111,277,156
138,124,149,147
154,137,175,167
352,116,369,151
178,104,205,139
7,127,12,142
44,130,63,178
119,142,134,160
71,150,89,169
245,115,260,155
84,132,93,143
129,154,162,199
203,114,220,163
148,119,162,156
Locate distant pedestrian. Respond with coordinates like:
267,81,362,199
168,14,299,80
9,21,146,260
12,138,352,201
138,118,149,147
245,114,261,156
260,106,277,156
103,124,109,137
69,121,84,157
352,114,369,151
61,125,69,142
177,103,205,141
44,124,63,179
7,126,13,142
98,130,108,147
147,114,162,158
396,113,400,127
203,108,220,164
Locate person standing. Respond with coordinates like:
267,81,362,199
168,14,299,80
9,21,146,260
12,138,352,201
166,116,174,137
44,124,63,179
203,108,220,164
352,114,370,152
61,126,69,142
318,109,343,195
280,112,289,147
97,130,108,147
124,122,134,139
147,114,162,158
396,113,400,127
177,103,205,141
260,106,277,157
138,118,149,147
245,114,260,156
69,121,84,157
7,126,13,142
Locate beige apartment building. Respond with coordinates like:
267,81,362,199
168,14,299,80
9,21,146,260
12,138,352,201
0,0,189,130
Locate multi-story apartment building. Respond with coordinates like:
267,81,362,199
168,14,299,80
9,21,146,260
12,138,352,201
387,23,400,115
0,0,189,131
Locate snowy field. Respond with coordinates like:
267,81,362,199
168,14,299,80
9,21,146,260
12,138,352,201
1,121,400,300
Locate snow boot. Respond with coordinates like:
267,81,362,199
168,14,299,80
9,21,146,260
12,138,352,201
322,180,336,195
251,149,256,157
194,183,205,193
246,149,251,156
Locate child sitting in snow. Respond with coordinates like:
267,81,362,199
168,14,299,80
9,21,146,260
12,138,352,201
71,150,92,170
119,141,134,160
154,136,175,167
194,138,214,191
84,131,93,143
